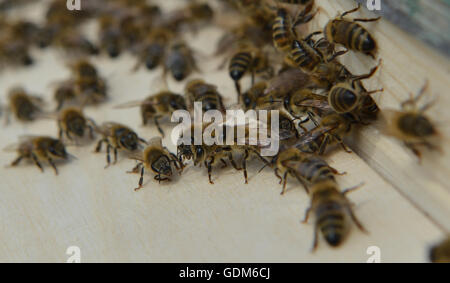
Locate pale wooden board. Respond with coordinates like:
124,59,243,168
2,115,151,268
0,0,447,262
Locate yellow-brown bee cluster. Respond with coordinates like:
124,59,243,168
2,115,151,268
1,0,443,253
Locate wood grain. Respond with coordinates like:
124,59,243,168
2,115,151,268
0,0,447,262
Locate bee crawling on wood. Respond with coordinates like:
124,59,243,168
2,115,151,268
94,122,147,168
302,179,367,250
5,87,45,123
6,136,70,175
324,3,380,58
273,147,344,195
128,137,183,191
164,41,199,81
115,90,187,137
381,81,441,162
185,79,226,113
57,107,96,142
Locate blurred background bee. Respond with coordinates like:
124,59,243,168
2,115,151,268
5,136,70,175
164,40,199,81
429,236,450,263
5,87,45,124
115,90,187,137
381,82,441,161
57,107,96,143
128,137,183,191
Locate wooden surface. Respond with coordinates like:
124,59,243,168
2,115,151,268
0,0,448,262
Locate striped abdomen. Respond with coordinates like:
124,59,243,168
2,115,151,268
290,40,321,71
294,156,336,184
229,51,252,81
332,20,376,54
194,91,224,112
315,198,346,247
272,8,292,52
328,86,358,113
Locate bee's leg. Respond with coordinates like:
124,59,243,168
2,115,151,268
328,165,346,176
10,155,24,166
292,2,316,32
31,154,44,172
113,147,118,164
342,182,364,195
326,49,348,62
105,144,111,169
58,121,64,140
334,135,352,153
205,157,214,184
134,166,145,191
294,175,309,193
228,153,241,170
234,80,241,101
405,142,422,163
95,139,106,152
280,172,288,195
154,117,164,137
311,223,319,252
88,125,94,139
139,137,148,145
318,134,330,155
274,168,282,184
48,158,58,175
347,206,368,233
127,162,142,174
340,3,361,18
242,150,249,184
302,206,311,223
220,158,227,168
353,16,381,23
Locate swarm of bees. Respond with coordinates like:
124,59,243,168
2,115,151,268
1,0,446,259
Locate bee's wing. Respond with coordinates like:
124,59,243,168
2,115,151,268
114,100,147,109
128,151,144,162
147,137,163,147
295,100,331,111
3,142,21,152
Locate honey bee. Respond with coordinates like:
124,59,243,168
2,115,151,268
53,82,77,111
115,91,187,137
324,4,380,58
274,147,343,194
6,136,69,175
164,41,198,81
6,87,44,123
429,236,450,263
69,59,99,80
328,62,383,115
382,82,440,161
185,79,226,113
283,88,332,126
75,77,108,106
99,15,122,58
287,113,354,155
302,179,367,250
264,67,315,99
134,28,173,71
127,137,183,191
95,122,147,168
53,29,99,55
228,43,273,98
272,2,316,52
57,107,96,142
240,81,269,110
0,35,34,66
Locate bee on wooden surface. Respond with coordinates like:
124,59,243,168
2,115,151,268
272,2,316,52
164,41,198,81
0,35,34,67
115,91,187,137
53,29,99,56
328,62,382,114
6,136,69,175
302,179,367,250
99,15,122,58
127,137,183,191
53,82,77,111
95,122,147,168
381,82,440,161
6,87,44,123
75,77,108,106
133,28,173,71
283,88,332,126
185,79,226,113
229,43,273,98
57,107,96,142
429,236,450,263
324,4,380,58
273,147,343,194
287,113,354,155
69,59,99,80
